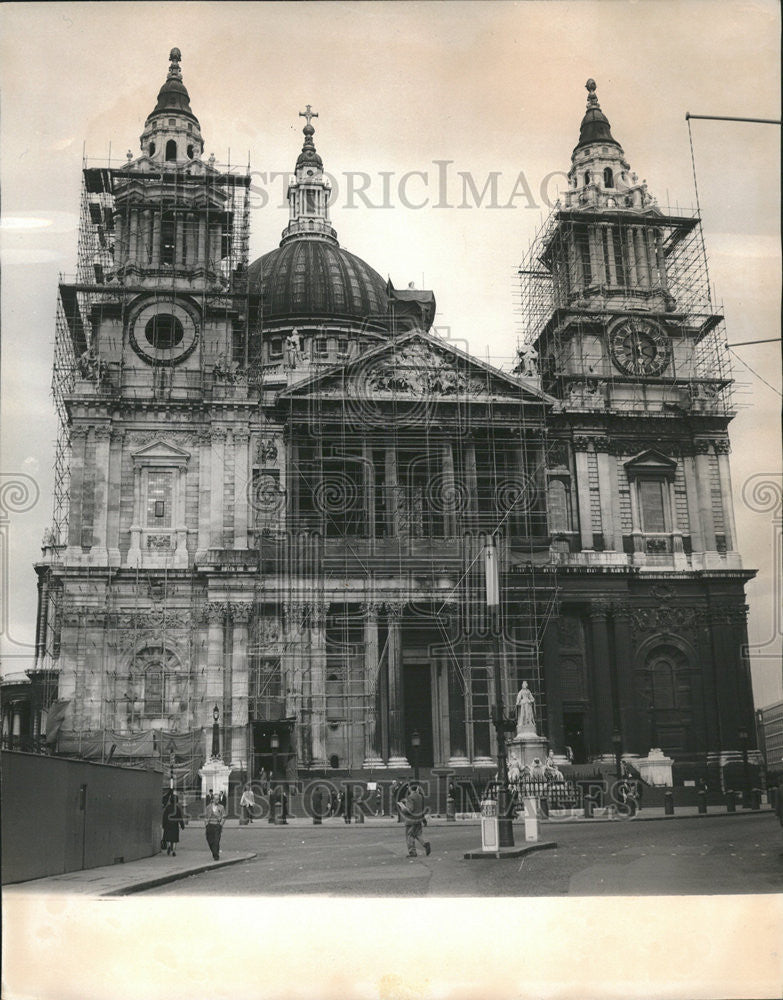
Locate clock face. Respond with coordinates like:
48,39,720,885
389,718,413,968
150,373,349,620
128,299,199,366
609,320,671,376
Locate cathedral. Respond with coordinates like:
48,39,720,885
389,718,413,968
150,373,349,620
14,51,757,790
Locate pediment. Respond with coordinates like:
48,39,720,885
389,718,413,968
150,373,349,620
131,439,191,466
279,330,552,406
624,448,677,477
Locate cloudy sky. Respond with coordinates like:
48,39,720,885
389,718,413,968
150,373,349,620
1,0,780,704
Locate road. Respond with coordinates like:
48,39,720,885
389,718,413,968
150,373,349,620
142,812,782,896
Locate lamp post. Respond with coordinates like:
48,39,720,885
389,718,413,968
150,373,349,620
411,730,421,783
269,731,280,824
484,538,514,848
211,704,220,759
738,727,750,806
612,729,623,782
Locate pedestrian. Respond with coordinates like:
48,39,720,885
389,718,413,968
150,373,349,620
240,783,255,825
398,782,431,859
204,790,225,860
162,791,185,856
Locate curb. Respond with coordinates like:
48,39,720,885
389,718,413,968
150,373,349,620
463,841,558,860
102,852,257,897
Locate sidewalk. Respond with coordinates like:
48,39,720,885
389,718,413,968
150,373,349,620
3,848,256,897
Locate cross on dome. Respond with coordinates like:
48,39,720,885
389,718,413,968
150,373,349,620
299,105,318,127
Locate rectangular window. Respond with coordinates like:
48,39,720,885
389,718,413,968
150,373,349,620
337,339,349,357
161,213,176,266
316,338,328,357
639,479,667,532
146,472,173,528
305,190,316,214
269,337,283,359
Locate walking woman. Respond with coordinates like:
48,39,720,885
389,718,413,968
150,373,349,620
162,791,185,856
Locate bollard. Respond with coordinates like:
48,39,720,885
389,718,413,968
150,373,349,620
751,788,761,811
697,789,707,814
354,805,364,824
664,791,674,815
583,794,594,819
267,796,276,824
725,790,736,813
446,795,456,822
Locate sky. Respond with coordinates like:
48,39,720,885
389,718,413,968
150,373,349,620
1,0,780,709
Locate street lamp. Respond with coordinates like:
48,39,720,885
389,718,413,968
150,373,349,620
738,727,750,805
268,731,280,825
411,730,421,783
211,704,220,759
612,729,623,782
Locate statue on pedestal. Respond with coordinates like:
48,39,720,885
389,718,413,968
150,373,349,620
515,681,536,735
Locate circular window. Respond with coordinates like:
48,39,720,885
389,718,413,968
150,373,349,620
145,315,184,350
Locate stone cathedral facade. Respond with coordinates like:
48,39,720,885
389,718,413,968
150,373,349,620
17,54,757,789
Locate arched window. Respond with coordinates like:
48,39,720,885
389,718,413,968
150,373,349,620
149,141,156,157
165,139,177,161
604,167,614,187
547,478,570,532
127,646,182,723
584,171,591,186
186,144,194,159
160,211,176,265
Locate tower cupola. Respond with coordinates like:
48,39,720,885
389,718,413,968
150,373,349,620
280,106,337,246
139,48,205,165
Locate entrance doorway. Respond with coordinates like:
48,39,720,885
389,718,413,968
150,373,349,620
403,664,434,768
563,711,587,764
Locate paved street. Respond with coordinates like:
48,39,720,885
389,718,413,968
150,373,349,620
142,812,782,897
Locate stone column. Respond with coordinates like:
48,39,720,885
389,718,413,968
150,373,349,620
363,605,385,767
464,436,479,530
90,425,111,563
594,438,617,551
714,440,737,551
309,602,329,767
681,450,704,553
385,444,399,536
151,210,161,267
209,428,226,549
611,604,637,752
694,441,716,551
573,438,594,551
442,440,456,537
588,605,615,755
386,603,409,767
230,603,252,768
363,440,375,540
107,429,123,564
196,430,211,559
233,432,249,550
67,426,88,552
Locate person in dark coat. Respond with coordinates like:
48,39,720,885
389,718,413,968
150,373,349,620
398,782,431,858
162,792,185,856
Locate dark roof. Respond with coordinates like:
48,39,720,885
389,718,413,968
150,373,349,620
247,239,389,324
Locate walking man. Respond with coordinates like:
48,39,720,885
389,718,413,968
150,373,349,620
204,790,225,860
398,782,431,858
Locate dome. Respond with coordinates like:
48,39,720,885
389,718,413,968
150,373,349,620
574,78,620,151
248,240,389,324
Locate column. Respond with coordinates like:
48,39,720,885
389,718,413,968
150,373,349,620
715,442,737,551
230,603,251,768
627,226,639,286
588,226,602,285
151,210,161,266
595,441,617,551
196,431,211,558
385,444,400,536
588,605,615,755
106,429,122,564
573,440,594,551
442,440,456,537
309,603,329,767
386,604,409,767
67,426,88,552
447,659,469,767
694,441,716,550
209,428,226,548
363,605,385,767
363,440,375,541
90,426,110,563
611,604,637,752
197,215,207,269
465,436,479,530
233,432,249,549
681,451,704,552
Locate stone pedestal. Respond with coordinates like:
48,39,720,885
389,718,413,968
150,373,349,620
506,730,548,772
636,748,674,787
199,757,231,800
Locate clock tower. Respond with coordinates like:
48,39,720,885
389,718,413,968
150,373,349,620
520,81,757,784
